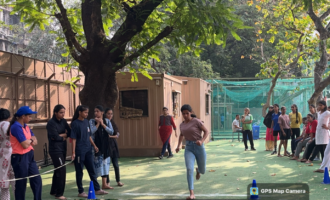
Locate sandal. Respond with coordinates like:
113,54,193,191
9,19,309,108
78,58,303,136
314,169,324,173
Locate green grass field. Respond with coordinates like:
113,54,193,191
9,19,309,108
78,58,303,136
19,139,330,199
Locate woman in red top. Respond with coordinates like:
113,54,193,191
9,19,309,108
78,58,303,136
158,107,177,159
297,114,318,162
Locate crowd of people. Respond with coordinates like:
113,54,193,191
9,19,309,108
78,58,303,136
0,104,207,200
0,105,125,200
235,101,330,173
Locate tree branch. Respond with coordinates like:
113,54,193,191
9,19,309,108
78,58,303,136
81,0,94,49
122,2,131,12
54,0,88,60
110,26,174,72
108,0,165,62
320,8,330,21
307,0,329,39
91,0,105,44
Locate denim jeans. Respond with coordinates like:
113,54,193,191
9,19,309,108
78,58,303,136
184,140,207,190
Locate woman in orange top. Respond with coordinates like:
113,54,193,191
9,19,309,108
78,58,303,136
9,106,42,200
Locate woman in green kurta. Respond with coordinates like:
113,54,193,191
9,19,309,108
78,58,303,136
242,108,256,151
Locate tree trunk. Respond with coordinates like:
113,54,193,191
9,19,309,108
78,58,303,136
262,71,281,117
309,40,328,106
79,63,119,118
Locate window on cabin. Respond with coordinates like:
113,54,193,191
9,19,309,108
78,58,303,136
120,90,148,117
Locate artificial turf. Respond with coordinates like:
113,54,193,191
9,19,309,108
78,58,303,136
19,139,330,199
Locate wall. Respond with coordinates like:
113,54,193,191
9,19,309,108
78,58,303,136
172,76,212,142
0,51,83,161
114,73,183,157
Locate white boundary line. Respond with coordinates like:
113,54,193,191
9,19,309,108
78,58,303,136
123,193,247,197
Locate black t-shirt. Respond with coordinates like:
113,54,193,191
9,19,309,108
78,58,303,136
70,119,92,155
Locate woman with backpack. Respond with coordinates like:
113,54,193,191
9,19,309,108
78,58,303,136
264,105,279,151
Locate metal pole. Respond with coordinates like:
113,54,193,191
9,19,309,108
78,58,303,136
211,80,214,140
224,87,226,131
217,83,220,136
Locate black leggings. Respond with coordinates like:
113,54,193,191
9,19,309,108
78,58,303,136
106,157,120,183
243,130,254,149
310,144,327,161
290,128,300,153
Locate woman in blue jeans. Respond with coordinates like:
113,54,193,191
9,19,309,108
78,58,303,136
176,104,209,200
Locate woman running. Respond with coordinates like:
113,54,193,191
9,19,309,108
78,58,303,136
90,105,114,189
305,101,330,164
158,107,177,159
289,104,302,156
242,108,255,151
104,108,124,187
9,106,42,200
70,105,108,198
175,104,209,200
47,105,71,200
0,108,15,200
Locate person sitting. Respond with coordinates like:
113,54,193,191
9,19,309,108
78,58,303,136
232,115,242,133
290,117,310,160
297,114,318,162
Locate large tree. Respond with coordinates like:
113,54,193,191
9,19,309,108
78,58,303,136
152,42,219,79
304,0,330,105
7,0,246,115
255,0,317,116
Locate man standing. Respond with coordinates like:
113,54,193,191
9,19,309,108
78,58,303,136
158,107,177,159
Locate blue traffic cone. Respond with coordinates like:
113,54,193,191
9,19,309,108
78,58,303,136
88,181,96,199
322,167,330,184
250,179,259,199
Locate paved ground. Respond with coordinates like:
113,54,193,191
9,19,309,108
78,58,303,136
19,139,330,199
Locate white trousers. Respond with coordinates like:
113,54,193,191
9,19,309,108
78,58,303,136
320,139,330,170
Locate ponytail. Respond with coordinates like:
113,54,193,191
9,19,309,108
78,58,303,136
292,104,299,124
7,113,18,136
72,105,89,123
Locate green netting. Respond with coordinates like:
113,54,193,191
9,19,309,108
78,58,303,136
207,78,318,137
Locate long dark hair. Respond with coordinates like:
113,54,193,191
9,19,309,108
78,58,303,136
291,104,299,124
95,105,106,125
53,104,65,118
181,104,197,118
7,113,18,136
104,108,113,119
104,108,119,134
0,108,10,122
318,100,327,112
72,105,89,122
0,108,11,136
